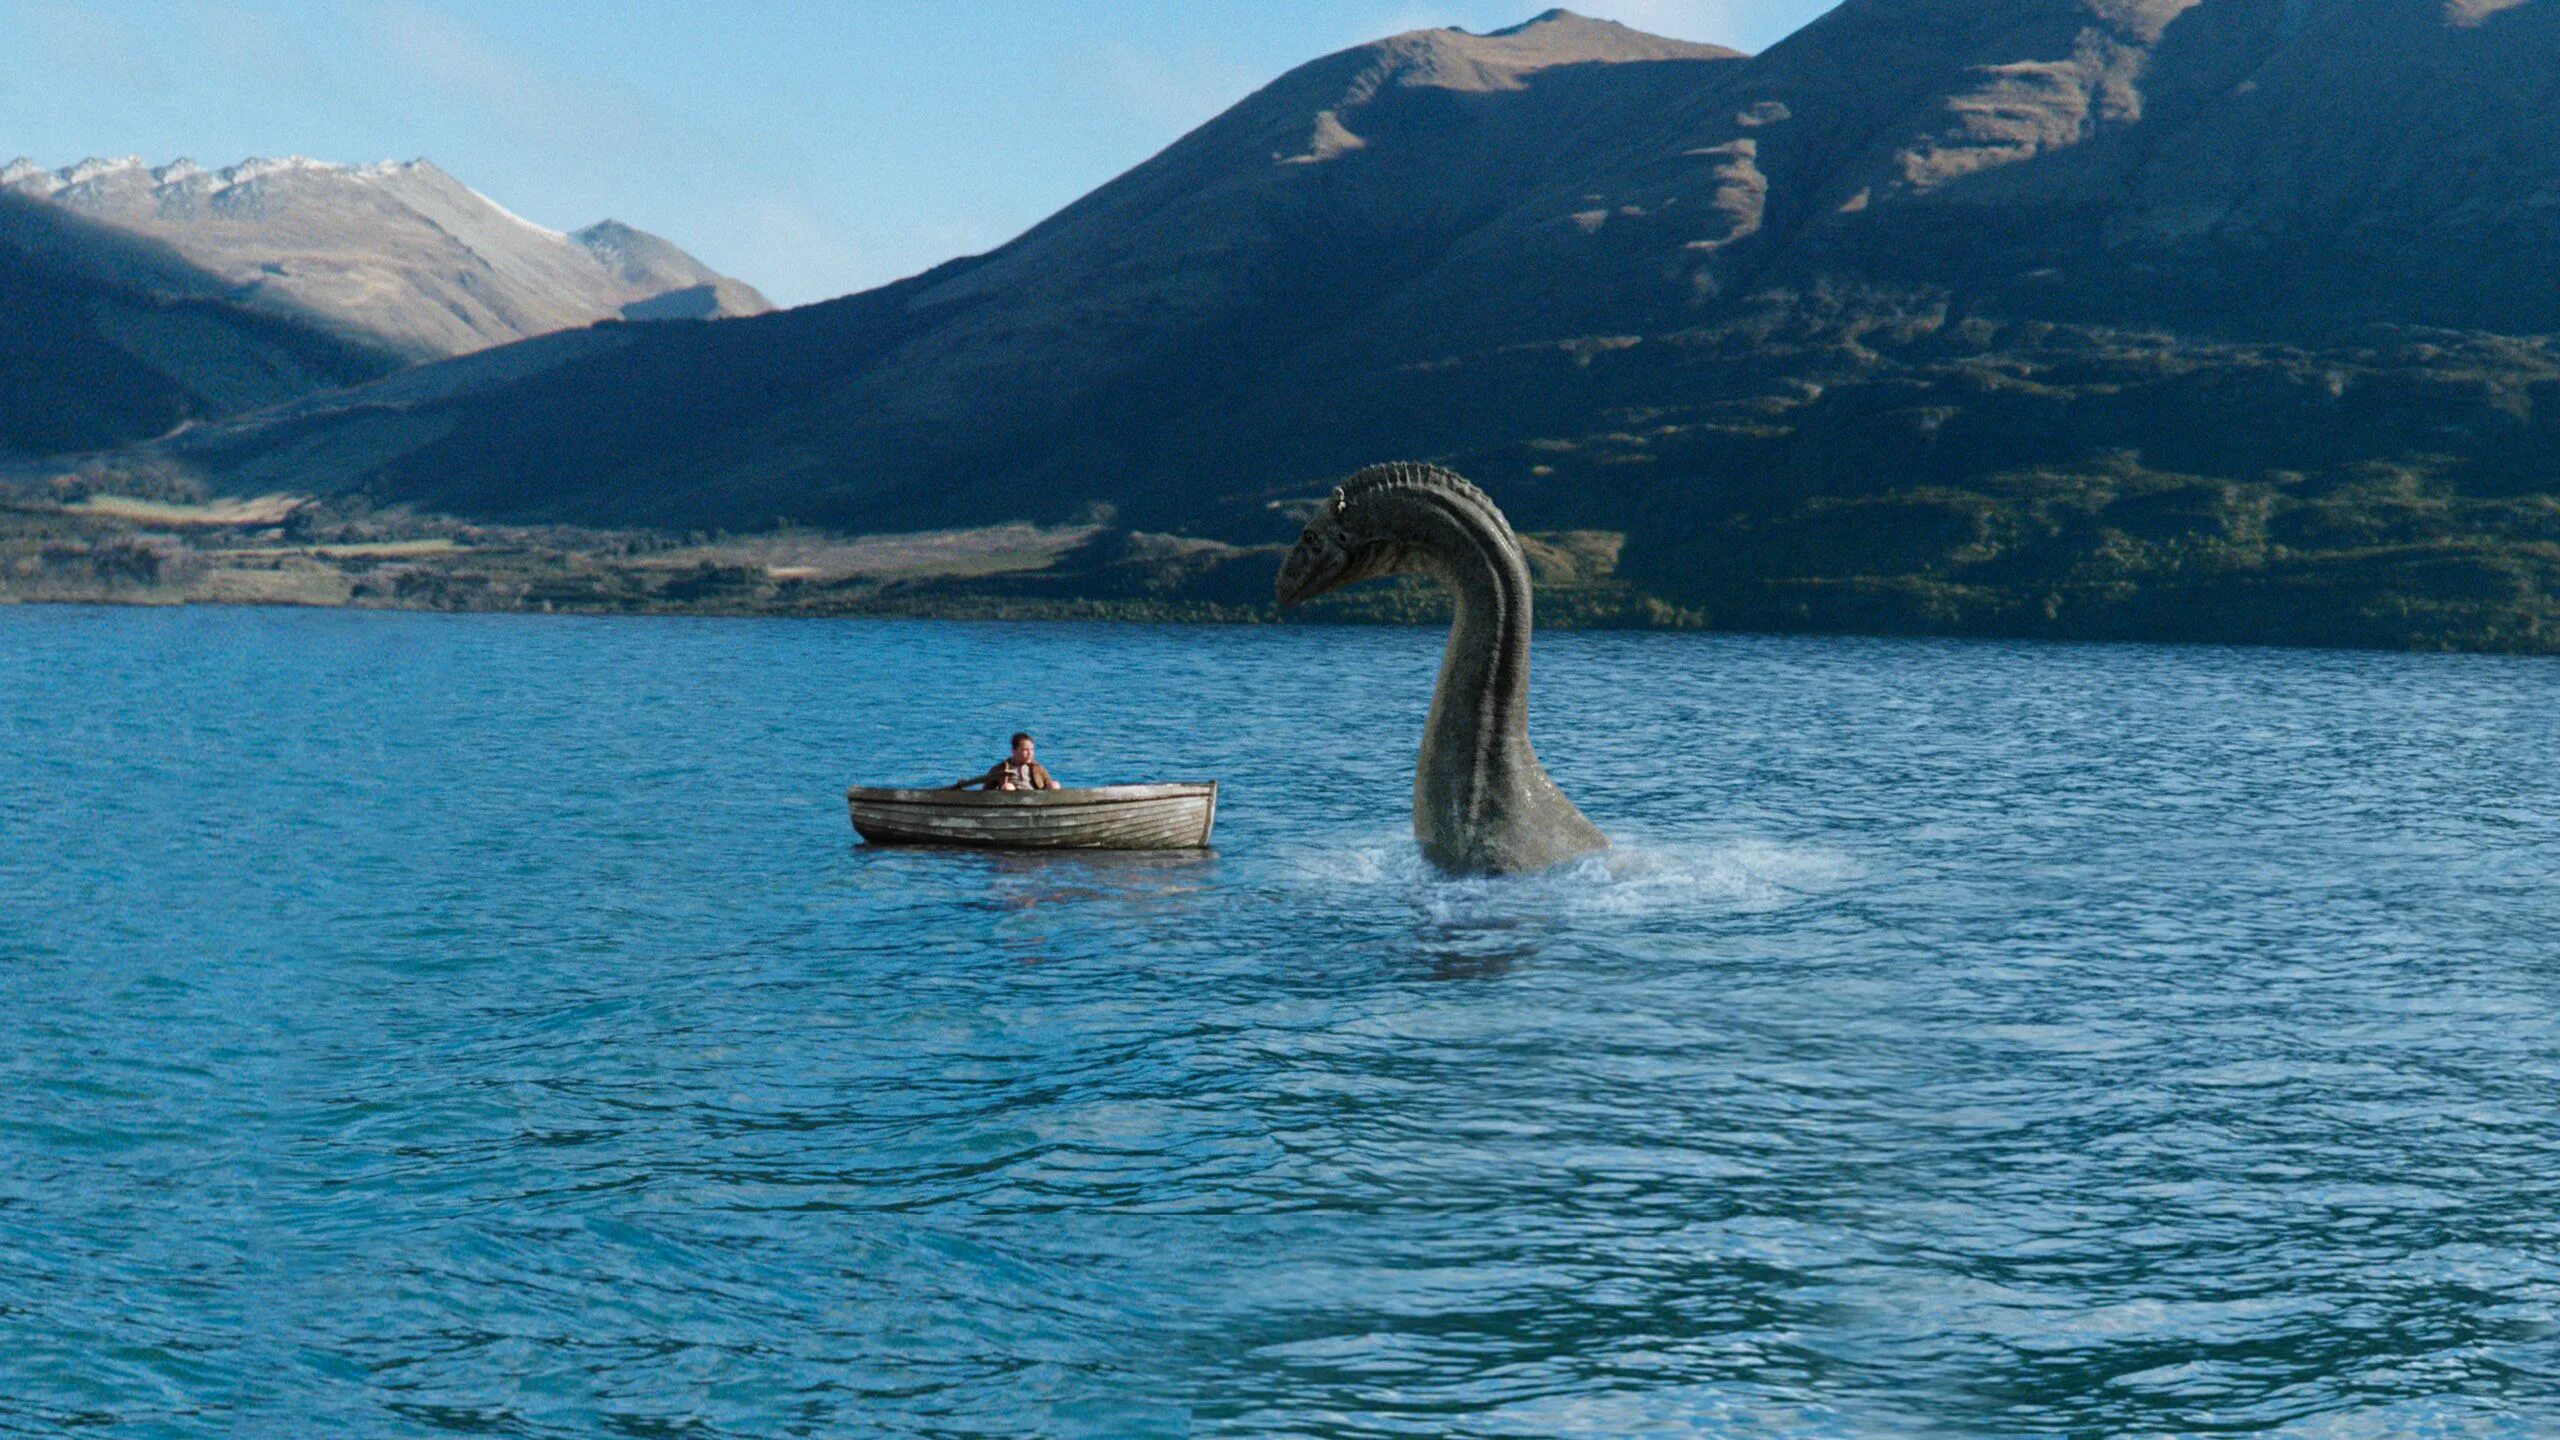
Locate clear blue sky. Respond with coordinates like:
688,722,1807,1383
1,1,1839,307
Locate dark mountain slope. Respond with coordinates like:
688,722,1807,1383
1676,0,2560,329
0,193,401,456
2101,0,2560,330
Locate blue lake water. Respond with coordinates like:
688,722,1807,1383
3,604,2558,1437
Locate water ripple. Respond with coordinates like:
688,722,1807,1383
3,609,2557,1436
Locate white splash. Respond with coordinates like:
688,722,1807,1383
1288,830,1859,922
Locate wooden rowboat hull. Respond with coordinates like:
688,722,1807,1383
846,782,1218,850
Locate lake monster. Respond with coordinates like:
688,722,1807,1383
1277,462,1609,875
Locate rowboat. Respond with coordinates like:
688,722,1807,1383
845,782,1218,850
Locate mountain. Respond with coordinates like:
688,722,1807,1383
90,12,1744,524
1578,0,2560,332
0,190,400,456
572,220,771,321
47,2,2560,648
0,156,771,360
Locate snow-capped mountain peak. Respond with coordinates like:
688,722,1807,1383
2,154,411,198
2,153,769,359
61,155,148,186
216,155,359,188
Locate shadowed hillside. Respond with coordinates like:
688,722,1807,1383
0,193,402,456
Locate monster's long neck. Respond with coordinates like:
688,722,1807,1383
1375,486,1541,836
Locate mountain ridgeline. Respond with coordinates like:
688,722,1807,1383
0,156,771,360
0,155,768,458
43,1,2560,648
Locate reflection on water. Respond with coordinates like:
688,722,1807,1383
864,842,1223,911
4,607,2558,1438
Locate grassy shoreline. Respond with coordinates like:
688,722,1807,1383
0,483,1688,630
9,477,2558,653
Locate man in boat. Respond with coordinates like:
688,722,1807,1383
951,732,1060,792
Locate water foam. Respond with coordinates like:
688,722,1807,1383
1288,830,1858,924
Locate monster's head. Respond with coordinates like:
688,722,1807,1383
1275,463,1466,605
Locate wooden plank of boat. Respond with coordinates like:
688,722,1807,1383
845,782,1218,850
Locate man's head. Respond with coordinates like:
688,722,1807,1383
1011,732,1036,762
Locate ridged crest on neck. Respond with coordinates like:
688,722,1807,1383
1337,461,1507,526
1334,462,1526,579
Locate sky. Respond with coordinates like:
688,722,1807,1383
0,1,1841,307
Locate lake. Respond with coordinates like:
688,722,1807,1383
3,604,2557,1437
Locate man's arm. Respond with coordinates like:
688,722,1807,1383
948,765,999,790
1032,762,1060,791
